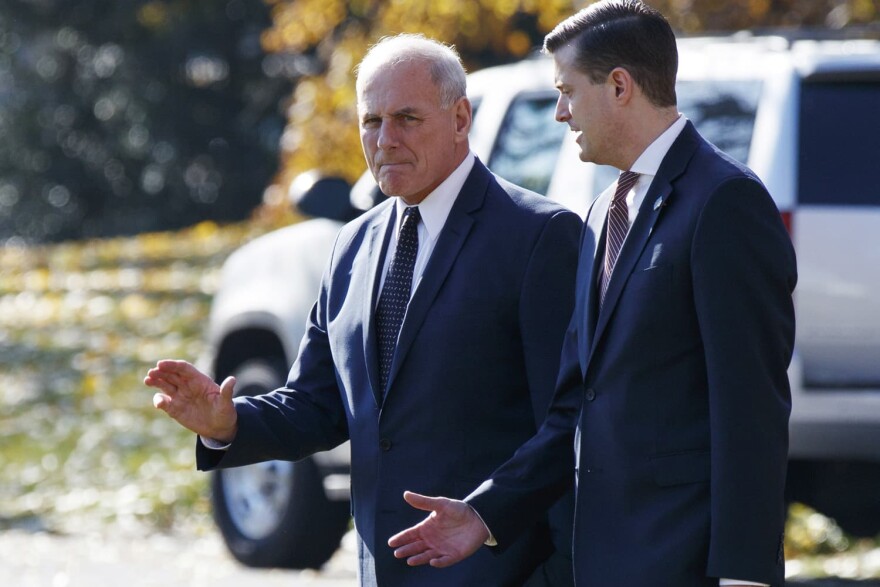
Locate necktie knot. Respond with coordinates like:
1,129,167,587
613,171,640,204
401,205,420,229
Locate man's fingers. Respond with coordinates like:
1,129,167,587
404,550,442,567
144,369,183,392
402,491,446,513
152,392,170,411
388,526,422,548
150,360,201,387
428,554,460,568
219,376,236,402
156,358,194,372
391,539,427,558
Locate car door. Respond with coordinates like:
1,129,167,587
794,69,880,391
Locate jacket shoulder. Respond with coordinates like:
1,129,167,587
489,172,577,220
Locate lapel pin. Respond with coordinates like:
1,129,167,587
653,196,667,211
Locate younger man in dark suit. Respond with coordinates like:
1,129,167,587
389,2,797,586
145,34,581,586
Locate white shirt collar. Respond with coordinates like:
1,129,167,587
613,115,687,224
629,114,687,177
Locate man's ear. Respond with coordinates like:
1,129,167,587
453,96,472,141
609,67,633,101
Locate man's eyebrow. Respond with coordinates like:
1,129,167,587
360,106,425,122
366,106,422,116
392,106,422,117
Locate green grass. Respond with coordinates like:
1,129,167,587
0,218,877,578
0,220,270,537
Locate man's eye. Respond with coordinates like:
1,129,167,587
362,118,380,128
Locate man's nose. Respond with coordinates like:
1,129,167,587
555,96,570,123
376,120,398,150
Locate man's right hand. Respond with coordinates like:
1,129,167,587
145,359,238,443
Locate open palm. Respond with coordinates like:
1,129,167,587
145,359,238,442
388,491,489,568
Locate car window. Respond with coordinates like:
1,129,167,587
589,80,763,197
470,97,481,122
488,81,762,200
676,79,762,166
488,92,567,195
798,79,880,205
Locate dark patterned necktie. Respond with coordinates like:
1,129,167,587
376,206,420,393
599,171,639,307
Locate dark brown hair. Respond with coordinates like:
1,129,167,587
544,0,678,107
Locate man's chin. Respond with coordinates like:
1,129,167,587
377,184,403,200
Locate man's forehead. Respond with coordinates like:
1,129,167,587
553,44,577,76
357,67,439,113
553,48,593,87
357,101,427,117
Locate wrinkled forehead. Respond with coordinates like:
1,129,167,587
357,61,440,113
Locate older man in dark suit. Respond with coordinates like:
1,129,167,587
388,3,797,586
145,34,581,586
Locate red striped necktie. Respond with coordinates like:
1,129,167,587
599,171,640,307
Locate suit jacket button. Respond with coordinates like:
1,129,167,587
585,388,596,402
379,438,392,451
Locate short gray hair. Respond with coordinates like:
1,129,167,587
356,33,467,109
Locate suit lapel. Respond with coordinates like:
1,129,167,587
579,192,610,373
588,122,700,364
382,162,487,402
364,203,396,406
591,180,670,345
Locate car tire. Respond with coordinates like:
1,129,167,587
210,358,351,569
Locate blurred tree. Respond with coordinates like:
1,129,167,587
0,0,292,243
3,0,875,241
260,0,878,210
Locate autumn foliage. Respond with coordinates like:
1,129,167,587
259,0,879,211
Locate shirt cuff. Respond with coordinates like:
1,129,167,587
720,580,768,586
466,505,497,546
199,436,231,450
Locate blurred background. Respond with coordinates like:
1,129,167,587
1,0,879,584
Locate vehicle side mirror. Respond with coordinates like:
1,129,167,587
350,172,387,214
289,172,359,222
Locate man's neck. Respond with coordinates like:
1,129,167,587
616,106,680,170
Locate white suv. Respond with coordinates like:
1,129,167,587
202,34,880,568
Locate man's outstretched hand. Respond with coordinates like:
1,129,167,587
388,491,490,568
145,359,238,443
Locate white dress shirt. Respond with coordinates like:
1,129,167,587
614,114,687,230
378,151,475,299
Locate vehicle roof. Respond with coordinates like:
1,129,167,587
466,34,880,91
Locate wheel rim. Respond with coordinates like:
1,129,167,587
220,460,295,540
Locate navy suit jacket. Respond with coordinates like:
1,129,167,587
468,122,797,586
197,159,582,586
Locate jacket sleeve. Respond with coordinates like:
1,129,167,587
691,177,796,584
466,308,584,550
197,236,350,471
518,209,583,426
